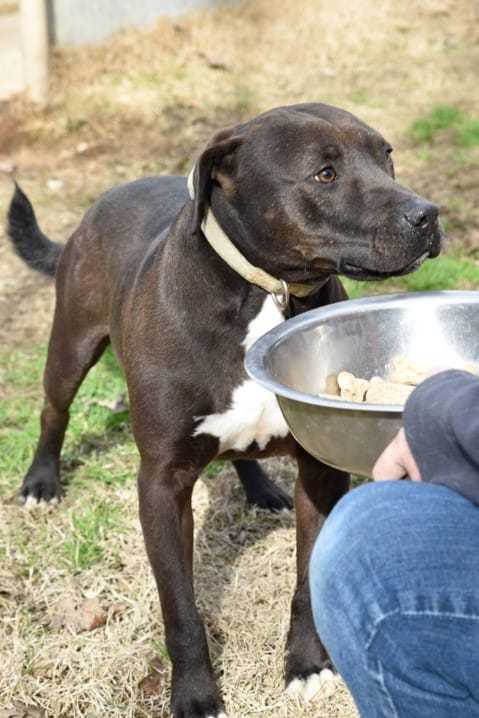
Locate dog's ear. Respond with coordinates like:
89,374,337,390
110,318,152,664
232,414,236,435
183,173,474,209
189,129,243,234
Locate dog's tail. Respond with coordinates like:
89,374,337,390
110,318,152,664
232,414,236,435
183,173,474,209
6,183,63,277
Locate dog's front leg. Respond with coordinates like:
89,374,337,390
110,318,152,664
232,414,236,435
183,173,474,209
285,447,350,700
138,458,225,718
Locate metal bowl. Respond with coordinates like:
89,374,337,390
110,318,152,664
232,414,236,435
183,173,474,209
245,291,479,477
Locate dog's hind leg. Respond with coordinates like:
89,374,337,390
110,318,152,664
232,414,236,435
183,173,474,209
21,278,109,504
285,447,349,701
233,459,292,511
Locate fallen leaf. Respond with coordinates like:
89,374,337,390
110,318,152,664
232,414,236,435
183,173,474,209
1,701,45,718
138,656,167,697
197,51,229,71
92,394,128,413
109,602,129,618
50,597,107,633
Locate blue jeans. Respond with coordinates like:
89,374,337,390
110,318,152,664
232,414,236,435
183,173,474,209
309,481,479,718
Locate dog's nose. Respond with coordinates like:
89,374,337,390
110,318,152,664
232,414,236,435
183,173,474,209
403,201,438,230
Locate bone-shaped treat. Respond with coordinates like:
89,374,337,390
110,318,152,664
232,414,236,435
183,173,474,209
323,356,479,406
337,371,370,402
365,376,415,404
389,356,479,385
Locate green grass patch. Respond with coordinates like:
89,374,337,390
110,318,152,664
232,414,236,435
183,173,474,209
0,345,135,497
152,639,171,663
456,118,479,148
0,345,135,575
409,104,479,147
0,346,48,487
8,493,126,575
204,460,225,479
342,253,479,299
62,499,124,572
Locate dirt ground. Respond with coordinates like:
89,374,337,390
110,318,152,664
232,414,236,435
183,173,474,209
1,0,479,345
0,0,478,716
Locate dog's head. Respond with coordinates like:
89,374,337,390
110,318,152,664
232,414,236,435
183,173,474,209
190,103,444,283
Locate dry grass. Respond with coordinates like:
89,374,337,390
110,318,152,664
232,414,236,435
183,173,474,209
0,345,358,718
1,0,479,716
6,0,479,165
1,458,357,718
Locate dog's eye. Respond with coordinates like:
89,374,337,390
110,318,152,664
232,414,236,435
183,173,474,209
314,167,336,184
386,147,393,159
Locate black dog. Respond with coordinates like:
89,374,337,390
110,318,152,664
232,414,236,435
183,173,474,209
7,103,443,717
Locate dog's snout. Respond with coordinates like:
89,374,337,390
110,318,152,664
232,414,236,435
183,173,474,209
403,201,438,230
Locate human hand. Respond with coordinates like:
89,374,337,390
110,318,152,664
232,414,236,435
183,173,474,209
372,427,422,482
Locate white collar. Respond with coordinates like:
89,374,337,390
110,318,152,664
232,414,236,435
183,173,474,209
187,168,325,308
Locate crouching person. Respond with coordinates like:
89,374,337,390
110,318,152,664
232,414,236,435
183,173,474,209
309,370,479,718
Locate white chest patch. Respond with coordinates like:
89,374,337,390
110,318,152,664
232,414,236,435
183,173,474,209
193,296,290,453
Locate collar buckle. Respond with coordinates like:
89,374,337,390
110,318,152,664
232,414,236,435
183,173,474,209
271,279,290,311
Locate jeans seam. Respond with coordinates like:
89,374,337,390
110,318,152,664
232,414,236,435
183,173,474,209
362,610,402,718
365,609,479,651
364,608,479,717
401,610,479,621
375,657,401,718
365,609,400,651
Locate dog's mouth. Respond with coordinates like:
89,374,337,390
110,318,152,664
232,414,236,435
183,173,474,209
339,250,430,281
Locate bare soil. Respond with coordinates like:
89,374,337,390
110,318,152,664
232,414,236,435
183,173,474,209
1,0,478,347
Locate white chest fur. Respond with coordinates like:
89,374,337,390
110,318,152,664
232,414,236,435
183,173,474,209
193,296,290,453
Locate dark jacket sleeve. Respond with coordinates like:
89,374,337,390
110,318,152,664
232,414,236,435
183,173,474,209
403,369,479,506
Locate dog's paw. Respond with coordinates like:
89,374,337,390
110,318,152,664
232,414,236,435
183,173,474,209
172,701,227,718
246,477,293,513
171,675,226,718
286,668,337,702
20,465,63,505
